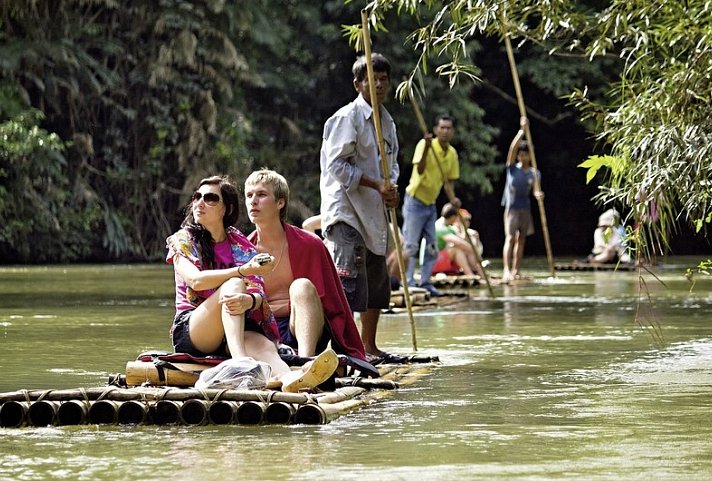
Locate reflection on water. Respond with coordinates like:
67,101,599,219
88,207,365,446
1,259,712,480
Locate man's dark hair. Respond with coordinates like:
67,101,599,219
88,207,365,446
518,139,529,152
435,113,456,128
352,52,391,82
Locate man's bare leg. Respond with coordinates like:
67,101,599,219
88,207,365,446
360,308,381,356
289,278,325,357
512,233,526,279
503,235,515,281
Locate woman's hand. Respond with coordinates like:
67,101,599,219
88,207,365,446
220,291,255,315
239,253,275,277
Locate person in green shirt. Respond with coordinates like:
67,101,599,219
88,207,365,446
432,203,484,277
401,114,461,297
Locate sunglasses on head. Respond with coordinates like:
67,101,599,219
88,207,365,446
191,191,221,206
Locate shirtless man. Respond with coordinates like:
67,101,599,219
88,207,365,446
245,169,377,376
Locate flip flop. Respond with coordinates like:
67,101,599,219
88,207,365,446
365,352,384,366
379,352,408,364
365,351,408,365
337,355,380,378
280,349,338,393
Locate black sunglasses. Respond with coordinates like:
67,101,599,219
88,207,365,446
191,191,221,206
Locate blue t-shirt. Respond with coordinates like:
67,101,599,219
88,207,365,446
502,164,539,210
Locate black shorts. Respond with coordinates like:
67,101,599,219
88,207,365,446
171,309,263,357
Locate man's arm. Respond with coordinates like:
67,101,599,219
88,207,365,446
359,175,399,208
443,180,461,208
321,115,362,191
415,136,432,175
506,116,528,166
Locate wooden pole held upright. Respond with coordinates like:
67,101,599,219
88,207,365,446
361,10,417,351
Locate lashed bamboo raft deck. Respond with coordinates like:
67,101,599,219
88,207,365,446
432,274,481,288
386,275,478,312
386,287,469,313
0,362,436,428
555,262,639,272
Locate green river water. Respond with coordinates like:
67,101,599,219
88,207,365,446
0,259,711,481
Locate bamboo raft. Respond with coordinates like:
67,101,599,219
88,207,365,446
386,286,469,313
0,362,437,429
554,262,639,272
432,274,481,289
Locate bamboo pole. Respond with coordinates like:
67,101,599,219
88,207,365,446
408,92,496,297
501,17,556,277
360,10,417,351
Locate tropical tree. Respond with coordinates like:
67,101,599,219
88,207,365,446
0,108,71,261
0,0,257,261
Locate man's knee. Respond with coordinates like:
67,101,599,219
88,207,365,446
289,278,317,300
403,243,420,258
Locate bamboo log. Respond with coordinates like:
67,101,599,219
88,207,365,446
57,400,89,426
125,360,200,387
334,378,398,390
296,397,372,424
293,403,326,425
179,399,209,425
316,386,366,405
0,385,311,405
151,399,182,425
27,400,60,427
88,400,119,425
0,400,29,428
208,400,239,425
117,400,149,425
235,401,265,425
264,402,296,424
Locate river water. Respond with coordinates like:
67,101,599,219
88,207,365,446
1,259,711,481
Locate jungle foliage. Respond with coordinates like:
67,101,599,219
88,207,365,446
1,0,707,263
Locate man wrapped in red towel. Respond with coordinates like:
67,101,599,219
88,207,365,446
245,169,367,363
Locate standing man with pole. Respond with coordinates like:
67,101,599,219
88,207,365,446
409,94,496,297
402,114,461,298
319,51,407,364
501,17,555,277
501,117,543,282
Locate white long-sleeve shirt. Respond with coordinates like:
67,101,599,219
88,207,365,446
319,94,399,256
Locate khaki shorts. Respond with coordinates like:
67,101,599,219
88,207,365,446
324,222,390,312
504,208,535,237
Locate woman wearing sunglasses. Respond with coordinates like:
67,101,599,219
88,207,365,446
166,175,337,392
